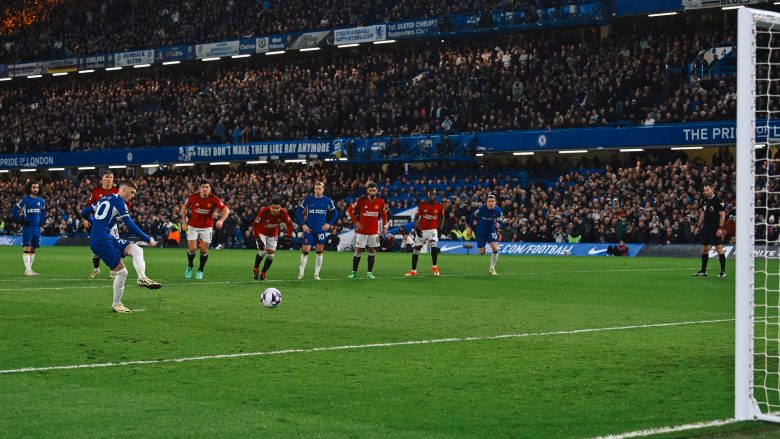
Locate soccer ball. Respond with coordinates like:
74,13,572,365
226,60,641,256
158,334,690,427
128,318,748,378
261,288,282,308
562,249,570,256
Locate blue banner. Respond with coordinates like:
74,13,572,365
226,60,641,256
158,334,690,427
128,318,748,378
267,34,288,52
387,19,438,40
0,236,61,247
614,0,680,16
0,139,350,170
78,53,112,69
437,241,644,257
239,38,257,55
1,121,776,169
475,121,780,152
154,44,195,63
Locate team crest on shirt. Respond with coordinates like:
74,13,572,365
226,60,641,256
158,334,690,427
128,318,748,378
374,204,379,209
433,209,438,214
207,203,212,208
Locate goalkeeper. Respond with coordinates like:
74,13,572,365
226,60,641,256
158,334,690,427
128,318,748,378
406,189,445,277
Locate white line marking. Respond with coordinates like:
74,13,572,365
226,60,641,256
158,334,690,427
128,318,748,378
588,418,738,439
0,318,732,375
0,267,697,292
0,285,108,292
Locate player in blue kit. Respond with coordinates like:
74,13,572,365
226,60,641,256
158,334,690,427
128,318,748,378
468,194,503,275
295,181,339,280
81,180,161,313
12,181,46,276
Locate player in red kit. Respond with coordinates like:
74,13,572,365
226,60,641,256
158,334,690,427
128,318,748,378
84,171,119,279
347,182,388,279
251,199,293,281
180,180,230,280
406,188,445,277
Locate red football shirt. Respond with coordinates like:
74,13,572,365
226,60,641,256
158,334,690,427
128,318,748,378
88,186,118,205
347,196,388,235
252,207,293,238
185,193,226,228
416,201,444,231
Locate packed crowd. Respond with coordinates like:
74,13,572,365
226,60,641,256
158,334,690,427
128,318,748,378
0,152,759,248
0,14,741,154
0,0,574,64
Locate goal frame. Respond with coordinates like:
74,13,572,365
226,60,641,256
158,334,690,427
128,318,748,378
736,6,780,423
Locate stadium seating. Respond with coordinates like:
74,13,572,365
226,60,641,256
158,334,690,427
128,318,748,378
0,15,738,154
0,4,750,248
0,0,571,64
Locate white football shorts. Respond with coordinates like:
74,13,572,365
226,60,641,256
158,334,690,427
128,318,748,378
186,226,213,244
355,233,380,249
413,229,439,247
256,234,278,251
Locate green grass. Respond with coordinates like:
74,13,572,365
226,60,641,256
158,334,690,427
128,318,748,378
0,246,774,438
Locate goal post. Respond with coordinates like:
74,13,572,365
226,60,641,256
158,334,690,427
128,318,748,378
736,7,780,423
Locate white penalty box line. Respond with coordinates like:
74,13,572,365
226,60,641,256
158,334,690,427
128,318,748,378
0,318,732,375
588,418,739,439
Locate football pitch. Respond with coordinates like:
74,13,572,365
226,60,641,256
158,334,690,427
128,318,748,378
0,246,776,438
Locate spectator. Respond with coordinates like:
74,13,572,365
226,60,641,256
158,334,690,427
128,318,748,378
397,226,413,252
437,134,454,157
325,227,340,251
723,214,736,244
607,240,629,256
379,232,397,252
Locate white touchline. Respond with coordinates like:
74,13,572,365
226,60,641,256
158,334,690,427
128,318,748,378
0,319,732,375
588,418,738,439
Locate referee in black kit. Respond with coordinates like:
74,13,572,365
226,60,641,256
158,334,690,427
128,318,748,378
693,184,727,278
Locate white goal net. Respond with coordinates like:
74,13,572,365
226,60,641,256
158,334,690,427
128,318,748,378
736,7,780,423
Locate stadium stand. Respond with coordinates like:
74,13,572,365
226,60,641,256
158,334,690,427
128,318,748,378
0,0,577,64
0,14,739,154
0,3,766,250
